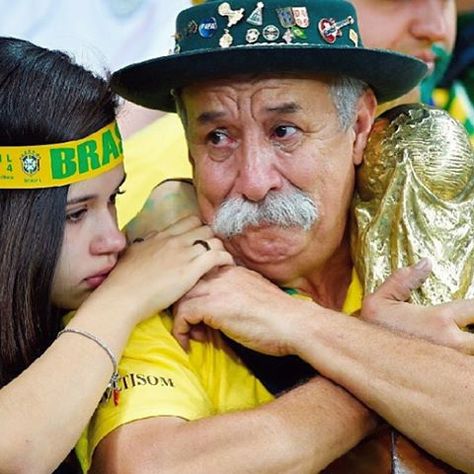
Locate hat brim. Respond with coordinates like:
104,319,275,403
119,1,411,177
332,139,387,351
112,45,427,112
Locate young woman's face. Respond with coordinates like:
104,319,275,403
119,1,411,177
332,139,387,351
51,164,127,310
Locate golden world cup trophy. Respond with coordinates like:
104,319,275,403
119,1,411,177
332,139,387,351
352,103,474,306
350,103,473,473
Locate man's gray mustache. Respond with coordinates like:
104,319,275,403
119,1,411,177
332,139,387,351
212,188,319,238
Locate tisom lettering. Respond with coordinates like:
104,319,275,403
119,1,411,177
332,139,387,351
120,373,175,391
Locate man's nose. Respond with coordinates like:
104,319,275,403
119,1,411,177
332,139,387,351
410,0,452,45
233,142,283,202
90,214,127,256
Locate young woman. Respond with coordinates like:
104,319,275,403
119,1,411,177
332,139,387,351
0,37,232,473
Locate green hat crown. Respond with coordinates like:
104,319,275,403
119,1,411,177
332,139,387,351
111,0,427,111
175,0,362,54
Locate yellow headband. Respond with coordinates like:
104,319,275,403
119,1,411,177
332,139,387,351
0,122,123,189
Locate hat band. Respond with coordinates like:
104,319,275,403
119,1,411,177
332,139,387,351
0,122,123,189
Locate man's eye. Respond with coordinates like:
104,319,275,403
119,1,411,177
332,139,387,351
66,208,87,223
208,130,230,146
272,125,299,139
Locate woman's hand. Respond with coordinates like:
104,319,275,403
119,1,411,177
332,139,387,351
92,216,234,323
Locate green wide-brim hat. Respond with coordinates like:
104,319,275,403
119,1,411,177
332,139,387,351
112,0,427,112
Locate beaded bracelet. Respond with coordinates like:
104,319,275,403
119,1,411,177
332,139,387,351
57,328,120,406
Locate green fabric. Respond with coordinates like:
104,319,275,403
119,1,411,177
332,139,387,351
420,44,452,104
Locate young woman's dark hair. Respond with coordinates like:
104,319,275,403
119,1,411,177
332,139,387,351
0,37,119,389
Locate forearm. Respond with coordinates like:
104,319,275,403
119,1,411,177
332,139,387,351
0,296,137,473
176,378,376,474
94,377,377,474
294,304,474,472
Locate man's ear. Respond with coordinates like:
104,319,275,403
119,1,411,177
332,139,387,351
352,89,377,166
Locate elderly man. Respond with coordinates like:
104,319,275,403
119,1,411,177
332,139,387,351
116,0,459,227
81,1,474,473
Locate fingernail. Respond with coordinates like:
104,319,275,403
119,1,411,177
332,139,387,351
414,257,431,272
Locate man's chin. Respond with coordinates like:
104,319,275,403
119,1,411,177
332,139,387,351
223,225,308,267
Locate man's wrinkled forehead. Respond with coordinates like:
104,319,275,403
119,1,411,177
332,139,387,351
180,73,333,122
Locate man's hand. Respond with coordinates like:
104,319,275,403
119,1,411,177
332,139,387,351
173,265,314,355
361,258,474,354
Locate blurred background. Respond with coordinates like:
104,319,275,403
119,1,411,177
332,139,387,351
0,0,193,137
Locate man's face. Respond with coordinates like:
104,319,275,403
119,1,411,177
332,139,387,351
183,76,373,283
352,0,456,75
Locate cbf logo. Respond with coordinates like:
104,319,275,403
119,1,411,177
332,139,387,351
20,150,40,176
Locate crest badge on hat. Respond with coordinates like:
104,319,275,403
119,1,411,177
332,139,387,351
276,7,295,28
292,7,309,28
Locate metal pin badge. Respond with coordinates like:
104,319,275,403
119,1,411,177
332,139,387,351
186,20,198,36
246,2,264,26
246,28,260,43
219,28,234,48
262,24,280,42
218,2,245,27
292,7,309,28
291,26,307,40
349,28,359,47
318,16,354,44
283,28,293,44
199,17,218,38
276,7,295,28
276,6,309,29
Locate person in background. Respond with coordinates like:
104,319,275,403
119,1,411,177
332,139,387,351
351,0,456,108
435,0,474,144
0,0,194,138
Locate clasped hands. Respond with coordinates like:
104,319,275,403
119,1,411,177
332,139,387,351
173,259,474,356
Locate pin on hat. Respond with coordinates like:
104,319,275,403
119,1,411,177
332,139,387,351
246,2,264,26
199,17,218,38
219,28,234,47
246,28,260,43
292,7,309,28
283,29,293,44
318,15,354,44
262,24,280,41
218,2,245,27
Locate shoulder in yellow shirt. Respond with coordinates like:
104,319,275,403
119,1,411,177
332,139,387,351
76,312,272,472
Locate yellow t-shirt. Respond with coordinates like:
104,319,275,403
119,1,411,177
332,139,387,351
342,268,363,315
76,312,273,472
76,276,363,472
